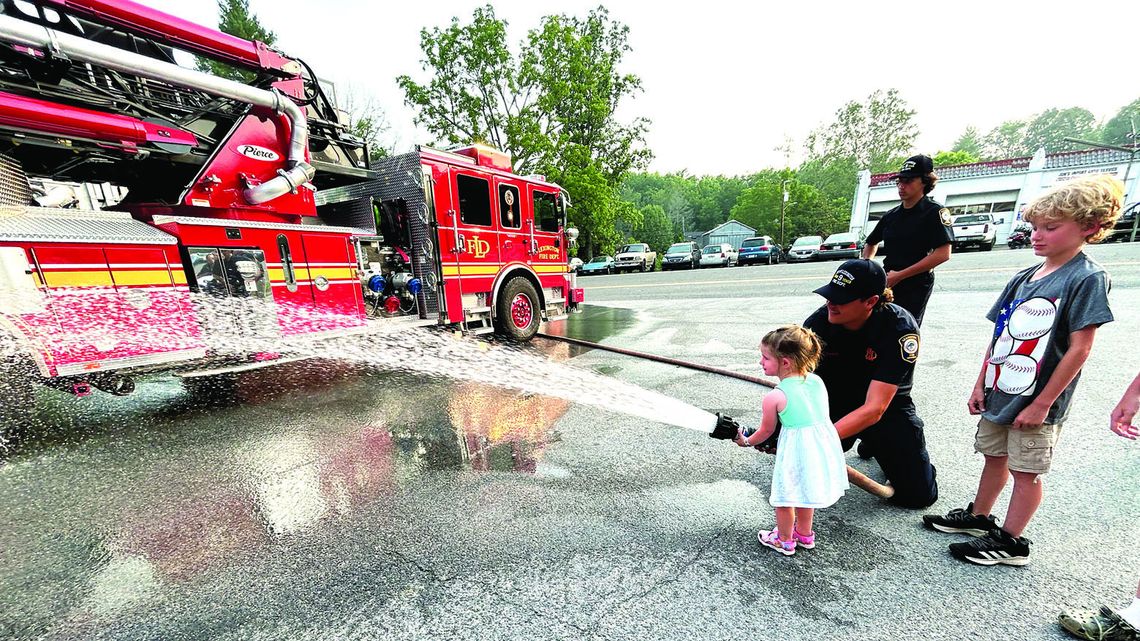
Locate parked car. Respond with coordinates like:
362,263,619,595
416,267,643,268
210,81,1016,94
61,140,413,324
568,257,583,273
613,243,657,272
662,241,701,270
699,242,738,268
1106,202,1138,242
579,255,614,275
950,213,997,251
737,235,783,265
786,235,823,262
817,232,863,261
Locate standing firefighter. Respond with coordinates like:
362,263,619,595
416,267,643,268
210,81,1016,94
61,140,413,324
862,154,953,326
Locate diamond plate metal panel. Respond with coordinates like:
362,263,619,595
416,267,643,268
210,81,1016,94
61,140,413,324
314,151,440,317
0,206,177,245
0,153,32,207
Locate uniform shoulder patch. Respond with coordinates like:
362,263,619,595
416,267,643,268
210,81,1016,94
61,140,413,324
899,333,920,363
939,208,952,226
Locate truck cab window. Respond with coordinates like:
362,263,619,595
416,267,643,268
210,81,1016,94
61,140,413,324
188,247,270,299
534,190,559,232
499,184,521,228
457,174,491,226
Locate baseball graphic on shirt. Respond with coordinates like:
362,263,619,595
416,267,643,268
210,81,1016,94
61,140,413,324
989,330,1016,365
1006,297,1056,340
996,353,1038,396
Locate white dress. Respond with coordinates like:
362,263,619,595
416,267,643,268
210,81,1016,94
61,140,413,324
768,374,849,508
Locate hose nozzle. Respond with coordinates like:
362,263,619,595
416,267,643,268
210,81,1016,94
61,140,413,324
709,412,740,440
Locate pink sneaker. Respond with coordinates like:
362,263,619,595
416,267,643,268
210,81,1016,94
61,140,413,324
792,528,815,549
758,528,796,556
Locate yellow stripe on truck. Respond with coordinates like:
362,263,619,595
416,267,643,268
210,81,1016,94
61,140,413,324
42,270,114,288
442,265,502,277
307,267,356,280
111,269,174,286
532,264,567,274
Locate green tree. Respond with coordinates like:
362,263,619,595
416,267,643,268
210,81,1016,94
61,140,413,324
730,173,846,245
339,87,391,162
196,0,275,82
984,120,1029,158
1101,98,1140,146
634,204,675,255
933,150,979,167
795,156,859,214
804,89,919,171
1023,107,1099,152
398,5,651,260
952,126,985,158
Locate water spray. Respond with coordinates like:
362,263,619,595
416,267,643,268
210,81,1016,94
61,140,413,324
536,332,895,499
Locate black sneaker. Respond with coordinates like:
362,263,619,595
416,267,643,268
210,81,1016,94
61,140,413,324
948,528,1032,566
922,502,997,536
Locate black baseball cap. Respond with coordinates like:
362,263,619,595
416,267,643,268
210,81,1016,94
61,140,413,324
813,259,887,304
895,154,933,179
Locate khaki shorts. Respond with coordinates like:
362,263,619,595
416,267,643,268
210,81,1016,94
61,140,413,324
974,418,1063,474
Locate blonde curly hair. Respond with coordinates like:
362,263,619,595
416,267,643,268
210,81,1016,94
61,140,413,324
1022,175,1124,244
761,325,824,375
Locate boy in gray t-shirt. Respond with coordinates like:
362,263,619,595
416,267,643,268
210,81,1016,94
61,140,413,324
921,175,1123,567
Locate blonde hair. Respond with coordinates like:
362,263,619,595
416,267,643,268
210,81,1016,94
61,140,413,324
761,325,824,375
1022,175,1124,244
874,286,895,310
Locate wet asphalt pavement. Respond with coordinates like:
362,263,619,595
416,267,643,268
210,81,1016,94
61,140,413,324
2,243,1139,640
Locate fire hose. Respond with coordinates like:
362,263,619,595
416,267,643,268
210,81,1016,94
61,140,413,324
536,332,894,499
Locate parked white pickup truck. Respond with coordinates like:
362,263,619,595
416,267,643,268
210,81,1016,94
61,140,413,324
951,213,997,251
613,242,657,272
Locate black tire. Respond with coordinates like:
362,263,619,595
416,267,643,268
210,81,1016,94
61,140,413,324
649,259,656,272
639,260,647,272
984,240,995,251
606,266,613,275
494,277,541,342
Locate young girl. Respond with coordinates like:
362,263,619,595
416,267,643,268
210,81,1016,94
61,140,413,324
736,325,848,556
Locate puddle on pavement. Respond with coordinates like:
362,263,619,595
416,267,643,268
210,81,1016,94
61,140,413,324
1,297,731,637
544,304,637,349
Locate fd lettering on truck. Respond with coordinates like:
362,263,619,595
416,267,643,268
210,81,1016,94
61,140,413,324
0,0,581,434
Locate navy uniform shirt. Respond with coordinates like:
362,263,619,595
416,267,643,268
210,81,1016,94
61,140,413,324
804,304,921,420
865,196,953,272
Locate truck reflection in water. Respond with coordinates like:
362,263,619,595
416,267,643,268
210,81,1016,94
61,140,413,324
118,367,569,581
4,340,580,635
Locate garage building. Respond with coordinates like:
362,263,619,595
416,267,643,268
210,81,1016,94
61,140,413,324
849,147,1139,243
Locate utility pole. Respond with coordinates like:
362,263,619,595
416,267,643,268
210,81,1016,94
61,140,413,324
780,179,790,247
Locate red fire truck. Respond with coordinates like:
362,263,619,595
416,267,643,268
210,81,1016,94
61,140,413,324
0,0,583,425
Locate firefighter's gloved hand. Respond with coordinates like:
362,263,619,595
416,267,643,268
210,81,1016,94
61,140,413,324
709,412,740,440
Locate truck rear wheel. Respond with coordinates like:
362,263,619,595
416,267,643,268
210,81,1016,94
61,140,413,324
494,277,541,342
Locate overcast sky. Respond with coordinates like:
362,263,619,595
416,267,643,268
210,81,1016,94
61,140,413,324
154,0,1138,177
